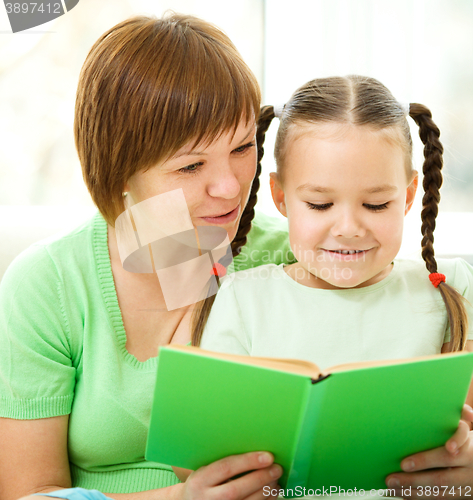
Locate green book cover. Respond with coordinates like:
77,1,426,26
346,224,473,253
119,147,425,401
145,346,473,494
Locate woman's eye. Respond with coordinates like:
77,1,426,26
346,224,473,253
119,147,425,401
307,202,333,211
178,162,203,174
364,202,389,212
233,142,255,154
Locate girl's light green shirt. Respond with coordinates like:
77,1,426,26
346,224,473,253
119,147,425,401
201,259,473,368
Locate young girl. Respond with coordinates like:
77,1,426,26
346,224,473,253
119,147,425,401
199,75,473,495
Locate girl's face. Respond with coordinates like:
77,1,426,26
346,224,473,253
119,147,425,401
271,123,418,290
125,120,257,243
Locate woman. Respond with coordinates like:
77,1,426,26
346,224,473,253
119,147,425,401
0,14,291,500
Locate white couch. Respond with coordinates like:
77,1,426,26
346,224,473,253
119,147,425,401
0,205,97,281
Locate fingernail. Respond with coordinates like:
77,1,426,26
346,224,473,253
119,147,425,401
258,452,272,465
402,460,415,471
450,441,458,453
387,478,400,488
270,464,283,478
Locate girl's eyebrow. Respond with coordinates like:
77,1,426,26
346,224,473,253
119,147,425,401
364,185,398,194
296,184,398,194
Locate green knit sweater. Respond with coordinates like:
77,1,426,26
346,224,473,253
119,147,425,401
0,211,294,493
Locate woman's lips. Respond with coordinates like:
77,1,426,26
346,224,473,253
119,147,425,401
199,205,240,224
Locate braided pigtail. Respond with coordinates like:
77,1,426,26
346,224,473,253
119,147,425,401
409,103,468,351
191,106,276,346
231,105,276,255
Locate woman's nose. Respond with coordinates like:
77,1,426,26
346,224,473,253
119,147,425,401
330,208,366,239
207,162,241,199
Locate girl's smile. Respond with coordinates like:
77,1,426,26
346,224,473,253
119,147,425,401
271,123,418,290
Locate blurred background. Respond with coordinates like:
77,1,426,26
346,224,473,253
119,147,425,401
1,0,472,261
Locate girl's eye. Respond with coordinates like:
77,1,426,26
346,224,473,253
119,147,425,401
364,202,389,212
178,162,203,174
233,142,255,154
307,202,333,211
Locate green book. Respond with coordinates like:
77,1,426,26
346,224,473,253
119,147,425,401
145,345,473,495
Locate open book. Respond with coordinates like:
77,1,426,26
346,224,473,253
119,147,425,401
145,345,473,495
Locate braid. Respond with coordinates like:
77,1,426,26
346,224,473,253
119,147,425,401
231,105,275,256
409,103,468,351
409,104,443,273
191,106,275,346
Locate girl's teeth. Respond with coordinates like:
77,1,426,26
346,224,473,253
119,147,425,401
336,250,362,254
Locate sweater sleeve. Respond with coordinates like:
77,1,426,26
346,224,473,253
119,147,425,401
0,244,76,419
200,275,251,356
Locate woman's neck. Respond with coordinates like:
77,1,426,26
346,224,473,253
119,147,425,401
107,225,193,360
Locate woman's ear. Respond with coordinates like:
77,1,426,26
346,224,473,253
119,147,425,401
405,171,418,215
270,172,287,217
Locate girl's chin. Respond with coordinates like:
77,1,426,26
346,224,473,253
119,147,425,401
289,264,375,290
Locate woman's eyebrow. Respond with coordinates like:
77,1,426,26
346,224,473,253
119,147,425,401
173,150,204,158
172,126,256,160
237,126,256,143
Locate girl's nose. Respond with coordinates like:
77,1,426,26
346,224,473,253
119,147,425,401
330,209,366,239
207,162,241,200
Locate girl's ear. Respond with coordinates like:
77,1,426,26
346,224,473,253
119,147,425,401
405,170,419,215
270,172,287,217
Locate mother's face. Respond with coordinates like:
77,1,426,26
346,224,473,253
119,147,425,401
124,120,257,243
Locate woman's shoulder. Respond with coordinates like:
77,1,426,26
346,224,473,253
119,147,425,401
232,211,295,272
0,213,106,386
247,211,290,248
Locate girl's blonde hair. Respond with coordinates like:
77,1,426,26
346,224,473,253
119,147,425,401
254,75,467,352
75,13,261,226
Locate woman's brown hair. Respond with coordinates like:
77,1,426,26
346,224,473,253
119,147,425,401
199,76,467,351
75,13,261,226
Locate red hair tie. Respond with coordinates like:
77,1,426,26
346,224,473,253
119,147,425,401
429,272,446,288
211,263,227,278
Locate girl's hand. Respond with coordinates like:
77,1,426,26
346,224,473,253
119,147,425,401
385,405,473,498
180,451,282,500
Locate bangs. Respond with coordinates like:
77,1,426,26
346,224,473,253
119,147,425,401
124,16,261,168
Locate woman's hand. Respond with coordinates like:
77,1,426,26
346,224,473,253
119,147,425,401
180,451,282,500
385,405,473,498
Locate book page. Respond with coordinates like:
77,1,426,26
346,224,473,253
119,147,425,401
162,345,472,381
161,344,323,378
325,351,468,374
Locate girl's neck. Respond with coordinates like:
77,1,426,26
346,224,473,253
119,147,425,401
283,262,394,290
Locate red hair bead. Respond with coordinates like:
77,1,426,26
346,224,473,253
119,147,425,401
211,263,227,278
429,273,446,288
